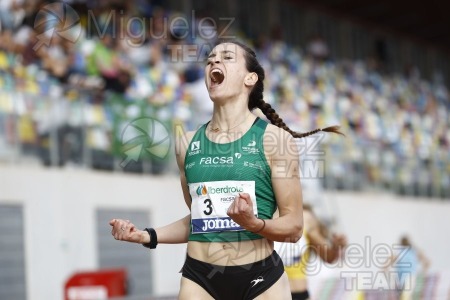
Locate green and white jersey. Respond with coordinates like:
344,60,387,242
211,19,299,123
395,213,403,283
185,118,276,242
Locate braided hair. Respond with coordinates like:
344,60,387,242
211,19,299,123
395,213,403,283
221,40,344,138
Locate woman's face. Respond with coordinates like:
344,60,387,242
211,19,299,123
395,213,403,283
204,43,251,101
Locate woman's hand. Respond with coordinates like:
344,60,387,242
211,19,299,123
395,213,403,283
331,233,347,248
109,219,148,244
331,233,348,259
227,193,263,232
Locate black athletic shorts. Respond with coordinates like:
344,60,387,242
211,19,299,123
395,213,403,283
292,290,310,300
181,250,285,300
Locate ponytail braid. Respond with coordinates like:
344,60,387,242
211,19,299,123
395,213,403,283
219,40,344,138
256,98,344,138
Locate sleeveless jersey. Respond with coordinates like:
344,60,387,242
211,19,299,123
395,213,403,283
184,118,276,242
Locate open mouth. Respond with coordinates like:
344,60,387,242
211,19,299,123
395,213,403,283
210,68,225,87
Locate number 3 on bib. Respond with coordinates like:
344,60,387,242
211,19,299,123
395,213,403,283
203,198,213,215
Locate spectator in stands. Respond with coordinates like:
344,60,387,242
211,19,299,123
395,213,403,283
0,0,25,31
86,33,131,94
306,34,330,62
12,26,39,66
0,1,447,195
38,35,70,81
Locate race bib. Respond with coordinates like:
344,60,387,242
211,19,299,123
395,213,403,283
189,181,257,234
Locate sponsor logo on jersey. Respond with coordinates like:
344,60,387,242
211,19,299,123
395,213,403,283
208,185,244,194
243,161,264,171
194,183,244,195
192,217,243,233
220,196,235,203
196,184,208,196
199,156,234,165
188,141,201,156
191,141,200,151
242,140,259,154
185,161,196,169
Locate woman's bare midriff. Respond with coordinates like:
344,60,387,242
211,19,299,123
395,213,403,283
187,239,274,266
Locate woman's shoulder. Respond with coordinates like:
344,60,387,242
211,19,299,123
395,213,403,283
263,123,297,156
264,123,293,139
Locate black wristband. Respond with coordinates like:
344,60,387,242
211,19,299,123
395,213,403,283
253,218,266,234
142,228,158,249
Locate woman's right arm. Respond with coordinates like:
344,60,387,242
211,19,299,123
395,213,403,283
110,131,195,245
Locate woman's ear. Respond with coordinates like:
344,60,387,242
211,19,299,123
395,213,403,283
244,72,258,87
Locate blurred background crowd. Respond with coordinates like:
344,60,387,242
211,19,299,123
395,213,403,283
0,0,449,199
1,1,450,300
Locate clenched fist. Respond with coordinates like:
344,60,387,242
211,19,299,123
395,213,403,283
227,193,264,233
109,219,148,244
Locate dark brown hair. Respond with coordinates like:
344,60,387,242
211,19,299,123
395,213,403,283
220,40,344,138
400,235,412,247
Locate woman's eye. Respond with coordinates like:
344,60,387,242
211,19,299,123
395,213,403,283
224,56,233,60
